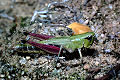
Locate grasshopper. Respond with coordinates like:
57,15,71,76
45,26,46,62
37,32,95,58
14,31,95,58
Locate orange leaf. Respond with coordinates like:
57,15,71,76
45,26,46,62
67,22,93,35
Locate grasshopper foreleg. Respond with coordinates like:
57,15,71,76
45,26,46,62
56,45,63,62
78,48,82,58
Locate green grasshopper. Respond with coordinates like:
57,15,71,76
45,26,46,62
14,32,95,59
37,32,95,58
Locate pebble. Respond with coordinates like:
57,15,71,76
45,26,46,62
109,4,113,9
98,54,103,57
38,57,47,64
95,61,100,66
101,34,105,37
8,76,11,79
19,58,27,65
56,63,61,68
0,74,5,77
11,74,15,77
79,18,84,24
44,73,48,77
32,59,38,65
104,49,111,53
62,0,69,2
21,76,29,80
21,71,25,75
66,66,70,71
26,56,30,60
84,64,90,70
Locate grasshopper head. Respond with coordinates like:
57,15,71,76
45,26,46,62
84,32,95,47
84,32,95,40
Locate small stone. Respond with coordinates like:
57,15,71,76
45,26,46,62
56,63,61,68
66,66,70,71
21,71,25,75
0,74,5,77
62,0,69,2
38,57,47,64
26,56,30,60
101,34,105,37
83,20,89,25
109,4,112,9
8,76,11,79
21,76,29,80
15,0,24,3
92,5,98,11
79,18,84,24
33,59,38,65
44,73,48,77
95,61,100,66
19,58,27,65
11,74,15,77
59,56,65,59
104,49,111,53
84,64,90,70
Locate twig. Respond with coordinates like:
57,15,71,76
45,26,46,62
95,64,120,80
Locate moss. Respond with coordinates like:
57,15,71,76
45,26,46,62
20,17,30,28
